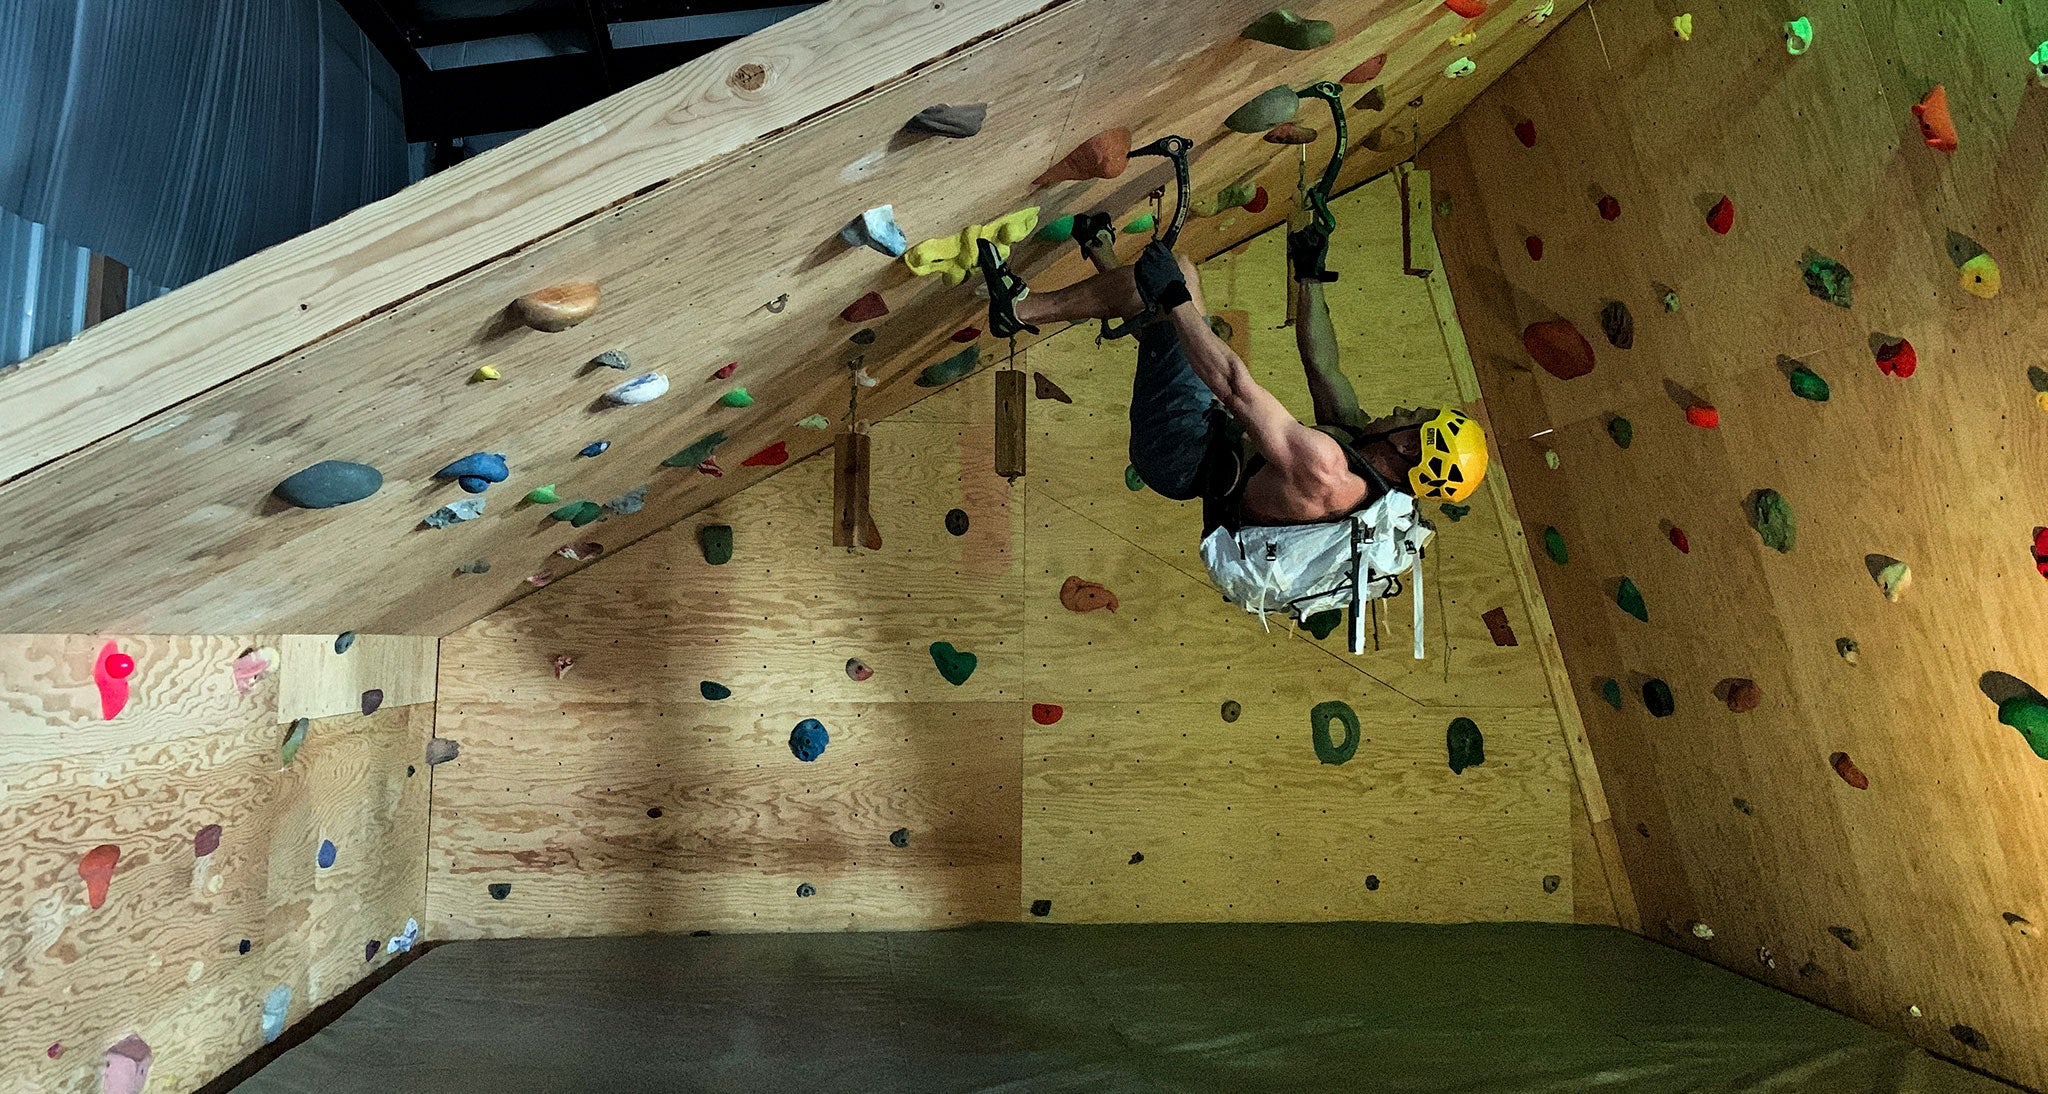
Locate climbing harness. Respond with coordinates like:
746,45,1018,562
1098,134,1194,342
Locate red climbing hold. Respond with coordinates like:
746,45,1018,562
1522,319,1595,380
1726,679,1762,713
1686,405,1720,429
1913,85,1958,153
1032,703,1064,725
1669,527,1691,554
1444,0,1487,17
93,642,132,720
2033,527,2048,578
1513,120,1536,147
712,362,738,380
1875,338,1916,378
1707,195,1735,235
1831,751,1870,790
552,654,575,680
840,292,889,323
741,442,789,467
1243,186,1270,214
1597,195,1621,221
1524,236,1543,261
1059,576,1120,613
1342,54,1387,83
78,844,120,909
951,327,981,343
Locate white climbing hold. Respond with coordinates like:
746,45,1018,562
424,498,485,528
1445,56,1477,79
604,373,669,406
838,205,908,257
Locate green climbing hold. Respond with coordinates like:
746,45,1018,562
929,641,977,685
700,681,731,701
2029,366,2048,394
1225,85,1300,134
1125,465,1145,492
718,388,754,408
1616,578,1648,622
1206,181,1257,215
280,718,309,767
1439,503,1471,522
916,345,981,388
1753,489,1796,552
1542,526,1568,565
550,501,605,527
662,431,728,468
1037,215,1076,243
525,484,559,505
699,524,733,565
1240,9,1334,50
1998,696,2048,760
1600,679,1623,710
1447,717,1485,774
797,414,831,430
1800,250,1855,308
1303,610,1342,640
1310,701,1360,765
1789,366,1830,402
1123,212,1156,234
1643,678,1675,717
1607,417,1633,448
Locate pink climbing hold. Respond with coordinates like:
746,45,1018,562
698,458,725,478
231,648,273,694
552,654,575,680
742,442,789,467
1876,338,1917,378
47,1043,62,1059
93,641,132,720
1669,526,1691,554
78,844,120,909
845,658,874,682
1513,120,1536,147
101,1035,153,1094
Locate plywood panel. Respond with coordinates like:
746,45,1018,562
0,635,277,766
1,672,430,1094
276,634,438,722
1423,0,2048,1085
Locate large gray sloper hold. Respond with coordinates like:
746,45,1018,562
274,460,382,508
905,103,987,137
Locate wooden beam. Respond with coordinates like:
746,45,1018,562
994,369,1025,481
832,431,876,550
82,254,128,330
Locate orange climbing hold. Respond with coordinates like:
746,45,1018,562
78,844,121,909
1034,128,1130,187
1686,405,1720,428
1831,751,1870,790
1707,195,1735,235
1059,576,1119,613
1032,703,1064,725
1875,338,1917,378
1522,319,1595,380
1444,0,1487,16
1912,85,1958,152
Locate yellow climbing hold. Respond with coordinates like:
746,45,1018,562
1448,30,1476,46
470,365,501,382
1672,13,1693,40
2035,391,2048,416
1960,252,2001,299
903,207,1041,285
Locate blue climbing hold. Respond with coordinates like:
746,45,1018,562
435,452,509,494
273,461,383,509
789,718,829,762
316,839,337,868
261,984,293,1043
579,441,611,458
700,681,731,701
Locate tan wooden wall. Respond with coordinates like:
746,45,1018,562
0,634,435,1093
429,176,1614,938
1421,2,2048,1087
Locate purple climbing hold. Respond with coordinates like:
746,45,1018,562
360,688,384,715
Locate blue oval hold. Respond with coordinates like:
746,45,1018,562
579,440,611,458
789,718,829,762
435,452,509,488
274,461,383,509
316,839,337,868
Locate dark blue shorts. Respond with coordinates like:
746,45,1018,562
1128,321,1222,502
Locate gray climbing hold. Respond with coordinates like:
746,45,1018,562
334,632,358,654
839,205,908,257
456,559,491,574
604,485,648,516
592,349,631,370
488,882,511,901
425,738,460,765
360,689,383,715
796,883,816,898
274,461,383,509
1225,85,1300,133
905,103,987,138
424,497,486,528
889,828,909,848
261,984,293,1044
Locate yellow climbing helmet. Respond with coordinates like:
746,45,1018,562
1408,408,1489,503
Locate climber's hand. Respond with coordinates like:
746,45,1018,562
1287,223,1338,283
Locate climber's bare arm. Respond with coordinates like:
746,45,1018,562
1296,279,1368,431
1163,292,1349,490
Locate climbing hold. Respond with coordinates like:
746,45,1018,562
843,658,872,682
78,844,121,909
2034,527,2048,579
1365,875,1381,891
890,828,910,848
700,681,731,701
1439,503,1470,522
1241,9,1334,50
512,283,599,332
361,688,384,715
2005,911,2033,936
280,717,309,766
797,414,831,431
2035,41,2048,86
905,103,986,138
1225,86,1300,134
852,367,878,389
1544,450,1559,470
1059,576,1119,613
699,525,733,565
1513,120,1537,147
1522,0,1555,24
549,501,604,527
1342,54,1387,83
526,571,553,587
1597,195,1621,221
1263,122,1319,145
1831,752,1870,790
101,1035,153,1094
423,498,486,528
604,373,669,406
951,326,982,344
1788,366,1830,401
1036,215,1076,243
929,642,977,685
1032,703,1063,725
697,458,723,478
194,824,223,858
1310,700,1360,765
1035,128,1130,186
1643,679,1675,717
1355,87,1386,112
1663,526,1689,554
317,839,337,868
470,365,501,383
1221,700,1242,723
1874,337,1916,378
1706,195,1734,235
1951,1025,1989,1052
555,541,602,562
1130,852,1145,865
526,484,559,505
1662,289,1680,313
1303,610,1342,640
1481,606,1518,646
1194,180,1259,218
1524,236,1543,261
662,431,727,468
1672,13,1693,40
1600,679,1623,710
1997,695,2048,760
1542,526,1568,565
1444,57,1477,79
717,388,754,409
1836,637,1859,665
839,291,889,323
1442,0,1486,15
789,718,830,762
93,642,132,720
1800,250,1854,308
1960,252,2001,299
1752,489,1795,552
604,485,647,515
1607,417,1633,448
232,647,275,694
488,882,511,900
1244,186,1270,214
1726,680,1762,713
1876,559,1912,602
1733,798,1753,816
1599,301,1634,349
1689,922,1716,941
1616,578,1648,622
945,508,969,536
1686,405,1720,429
435,452,509,494
426,738,460,765
274,460,383,509
795,882,817,898
1446,717,1485,774
592,349,630,370
1522,319,1596,380
1912,86,1957,152
1030,899,1052,917
848,330,877,348
1125,465,1147,492
742,442,789,468
916,345,981,387
1783,16,1813,55
839,205,908,257
551,654,575,680
579,441,610,458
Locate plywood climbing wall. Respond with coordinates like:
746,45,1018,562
429,177,1611,938
0,634,434,1094
1421,2,2048,1087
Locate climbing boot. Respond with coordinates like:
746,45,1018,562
978,239,1039,338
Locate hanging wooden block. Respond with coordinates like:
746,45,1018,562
833,432,879,549
995,370,1027,480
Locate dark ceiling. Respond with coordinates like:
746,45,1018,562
337,0,814,146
